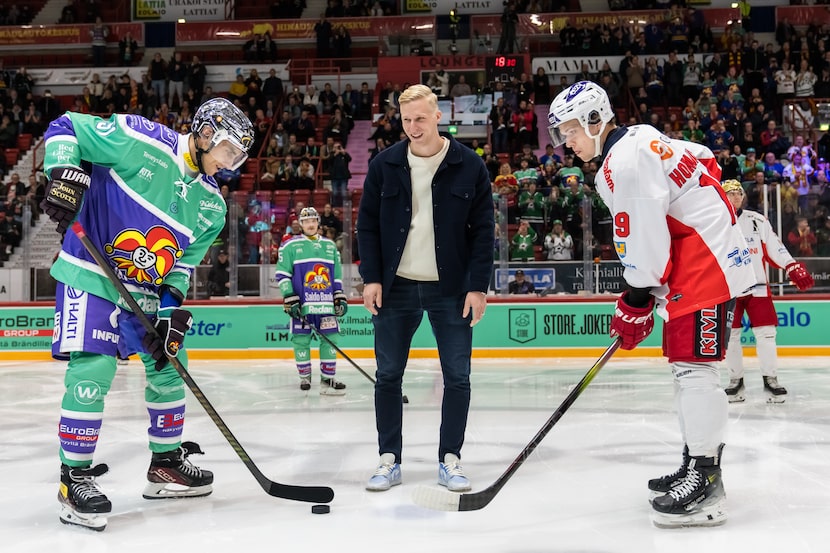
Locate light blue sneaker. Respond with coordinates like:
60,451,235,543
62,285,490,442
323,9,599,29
366,453,401,491
438,453,471,492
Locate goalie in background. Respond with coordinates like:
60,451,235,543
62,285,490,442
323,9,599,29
721,179,814,403
276,206,349,395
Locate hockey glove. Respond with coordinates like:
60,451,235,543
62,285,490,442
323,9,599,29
610,290,655,350
283,294,302,319
786,262,814,291
142,308,193,371
40,167,91,234
334,290,348,318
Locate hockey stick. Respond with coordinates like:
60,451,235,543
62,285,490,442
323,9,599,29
412,339,621,512
71,221,334,504
298,315,410,404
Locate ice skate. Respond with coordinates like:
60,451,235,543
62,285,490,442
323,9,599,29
647,445,689,503
366,453,401,491
724,378,745,403
438,453,471,492
299,376,311,391
763,376,787,404
143,441,213,499
651,446,727,528
320,376,346,396
58,463,112,531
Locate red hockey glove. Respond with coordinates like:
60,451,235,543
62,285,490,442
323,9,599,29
786,262,814,291
610,291,655,350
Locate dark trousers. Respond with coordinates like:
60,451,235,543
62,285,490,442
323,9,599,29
373,277,472,463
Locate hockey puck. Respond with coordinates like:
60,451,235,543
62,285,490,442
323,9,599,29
311,504,331,514
402,395,409,404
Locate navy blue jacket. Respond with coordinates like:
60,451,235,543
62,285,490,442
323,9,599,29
357,134,494,299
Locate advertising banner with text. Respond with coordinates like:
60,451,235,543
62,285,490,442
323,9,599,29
0,23,143,48
133,0,226,22
1,300,826,359
175,17,436,44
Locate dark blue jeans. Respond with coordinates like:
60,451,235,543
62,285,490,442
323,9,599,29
373,277,472,464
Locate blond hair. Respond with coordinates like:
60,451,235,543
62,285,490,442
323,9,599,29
398,84,438,109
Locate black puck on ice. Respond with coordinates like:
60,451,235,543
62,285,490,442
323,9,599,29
311,504,331,514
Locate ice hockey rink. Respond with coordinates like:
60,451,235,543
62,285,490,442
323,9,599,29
2,354,829,553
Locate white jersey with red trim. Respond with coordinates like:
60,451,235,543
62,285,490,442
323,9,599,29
595,125,755,321
736,208,795,298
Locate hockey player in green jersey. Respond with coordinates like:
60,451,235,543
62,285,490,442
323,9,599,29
42,97,254,531
276,207,349,395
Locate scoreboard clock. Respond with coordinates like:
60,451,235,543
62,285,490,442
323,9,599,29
485,55,525,83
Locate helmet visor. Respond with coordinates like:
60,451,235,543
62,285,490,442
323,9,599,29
210,139,248,170
547,122,582,149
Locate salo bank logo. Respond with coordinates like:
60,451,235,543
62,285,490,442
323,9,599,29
509,308,537,344
74,380,102,405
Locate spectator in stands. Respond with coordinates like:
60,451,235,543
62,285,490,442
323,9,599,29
0,114,17,148
292,109,316,143
21,102,42,137
787,216,817,257
508,269,535,294
119,31,139,66
89,17,109,66
761,120,789,159
263,68,284,108
12,68,34,99
277,154,298,190
329,142,351,207
510,220,536,261
340,83,358,116
450,75,472,98
430,63,450,97
544,219,574,261
148,53,166,103
302,85,320,116
816,215,830,256
625,55,645,96
166,52,187,110
324,107,351,146
59,0,77,24
314,14,333,58
302,136,321,160
333,24,352,62
228,74,247,105
186,56,207,102
37,90,61,125
368,137,388,162
320,203,343,234
207,250,230,296
283,133,304,158
294,157,315,191
356,82,373,120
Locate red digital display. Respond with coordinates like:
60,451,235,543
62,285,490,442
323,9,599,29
486,55,525,83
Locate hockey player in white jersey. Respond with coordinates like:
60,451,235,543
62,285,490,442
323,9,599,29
720,179,814,403
548,82,755,528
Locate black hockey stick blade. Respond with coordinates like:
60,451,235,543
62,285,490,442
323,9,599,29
412,340,621,512
72,222,334,504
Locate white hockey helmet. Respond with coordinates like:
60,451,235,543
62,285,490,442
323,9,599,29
192,97,254,170
299,207,320,222
547,81,615,151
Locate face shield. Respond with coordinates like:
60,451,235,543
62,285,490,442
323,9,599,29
207,128,250,170
547,122,582,149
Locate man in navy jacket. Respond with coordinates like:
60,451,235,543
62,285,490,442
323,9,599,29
358,84,494,493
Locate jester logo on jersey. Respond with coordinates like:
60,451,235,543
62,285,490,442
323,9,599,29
304,264,332,291
104,226,183,285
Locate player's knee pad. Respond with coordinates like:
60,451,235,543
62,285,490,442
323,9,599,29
672,362,721,392
320,332,338,360
64,352,118,409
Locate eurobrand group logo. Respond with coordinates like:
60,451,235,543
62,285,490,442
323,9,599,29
509,308,536,344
